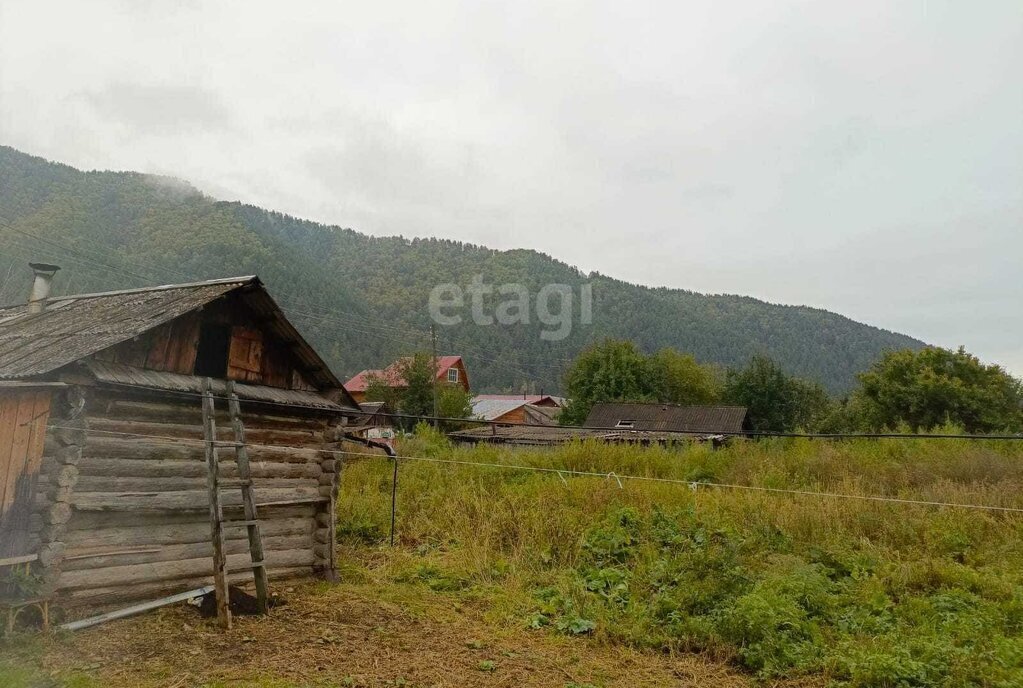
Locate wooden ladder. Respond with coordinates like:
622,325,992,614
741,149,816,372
201,378,269,629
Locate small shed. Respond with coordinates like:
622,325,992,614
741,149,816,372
0,269,358,608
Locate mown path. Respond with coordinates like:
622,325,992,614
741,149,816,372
1,580,780,688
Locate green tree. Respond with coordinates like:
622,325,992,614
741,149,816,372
647,348,722,406
852,346,1023,433
723,355,833,433
437,384,474,431
560,339,721,425
560,340,654,424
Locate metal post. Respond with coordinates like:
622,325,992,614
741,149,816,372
389,454,399,547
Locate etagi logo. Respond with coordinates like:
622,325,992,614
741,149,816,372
429,275,592,341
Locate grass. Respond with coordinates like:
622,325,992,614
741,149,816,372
336,426,1023,686
5,426,1022,686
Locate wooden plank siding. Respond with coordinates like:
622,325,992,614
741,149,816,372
228,326,264,382
0,389,52,559
90,301,317,392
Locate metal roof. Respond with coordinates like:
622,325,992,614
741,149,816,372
584,403,748,434
0,276,351,404
471,397,531,421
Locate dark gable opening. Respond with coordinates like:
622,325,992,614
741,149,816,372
193,323,232,378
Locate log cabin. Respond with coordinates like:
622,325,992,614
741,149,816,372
0,265,358,608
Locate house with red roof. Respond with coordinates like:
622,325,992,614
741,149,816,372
344,355,469,403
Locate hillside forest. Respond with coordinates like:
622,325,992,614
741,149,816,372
0,146,922,396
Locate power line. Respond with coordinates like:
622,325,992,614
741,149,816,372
0,225,570,379
42,423,1023,514
81,379,1023,441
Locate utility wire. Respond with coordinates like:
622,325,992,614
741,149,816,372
0,225,569,378
74,380,1023,441
43,423,1023,514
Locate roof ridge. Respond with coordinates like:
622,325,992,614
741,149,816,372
0,276,258,311
47,275,259,302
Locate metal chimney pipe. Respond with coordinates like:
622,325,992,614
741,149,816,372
27,263,60,314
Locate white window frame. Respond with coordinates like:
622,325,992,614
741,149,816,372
615,419,635,429
446,368,459,384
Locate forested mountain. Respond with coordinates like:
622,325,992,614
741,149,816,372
0,146,922,394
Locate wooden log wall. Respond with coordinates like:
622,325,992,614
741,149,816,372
37,386,343,606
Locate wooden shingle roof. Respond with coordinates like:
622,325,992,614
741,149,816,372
0,276,346,398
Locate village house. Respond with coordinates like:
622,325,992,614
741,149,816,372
343,355,469,404
0,265,358,611
470,394,564,426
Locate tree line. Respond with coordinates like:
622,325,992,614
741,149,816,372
558,340,1023,434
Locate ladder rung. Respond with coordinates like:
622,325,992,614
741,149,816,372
223,519,260,527
218,479,253,488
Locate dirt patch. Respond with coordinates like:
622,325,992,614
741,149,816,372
10,581,767,687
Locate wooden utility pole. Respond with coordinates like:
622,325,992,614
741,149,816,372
430,324,439,427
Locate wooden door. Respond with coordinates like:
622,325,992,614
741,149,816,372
0,388,52,560
228,326,265,383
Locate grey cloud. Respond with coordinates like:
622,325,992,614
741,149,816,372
80,83,232,133
1,0,1021,374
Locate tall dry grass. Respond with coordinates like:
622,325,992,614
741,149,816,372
336,428,1023,686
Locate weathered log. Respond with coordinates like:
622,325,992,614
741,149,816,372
64,516,314,550
77,458,322,479
42,443,83,468
52,418,86,447
71,487,324,512
57,548,317,589
92,399,333,431
54,465,79,487
73,475,320,493
45,502,72,525
38,542,66,568
316,512,332,527
67,504,316,531
81,436,323,464
47,485,74,504
313,528,330,544
85,417,325,447
57,567,313,605
61,534,314,571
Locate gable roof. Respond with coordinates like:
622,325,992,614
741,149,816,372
0,276,350,401
344,355,467,393
584,403,748,435
471,397,532,421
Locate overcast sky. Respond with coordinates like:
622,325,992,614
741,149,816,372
2,0,1021,374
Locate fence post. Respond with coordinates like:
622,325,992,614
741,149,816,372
389,453,399,547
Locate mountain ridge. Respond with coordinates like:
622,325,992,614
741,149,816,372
0,145,924,394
